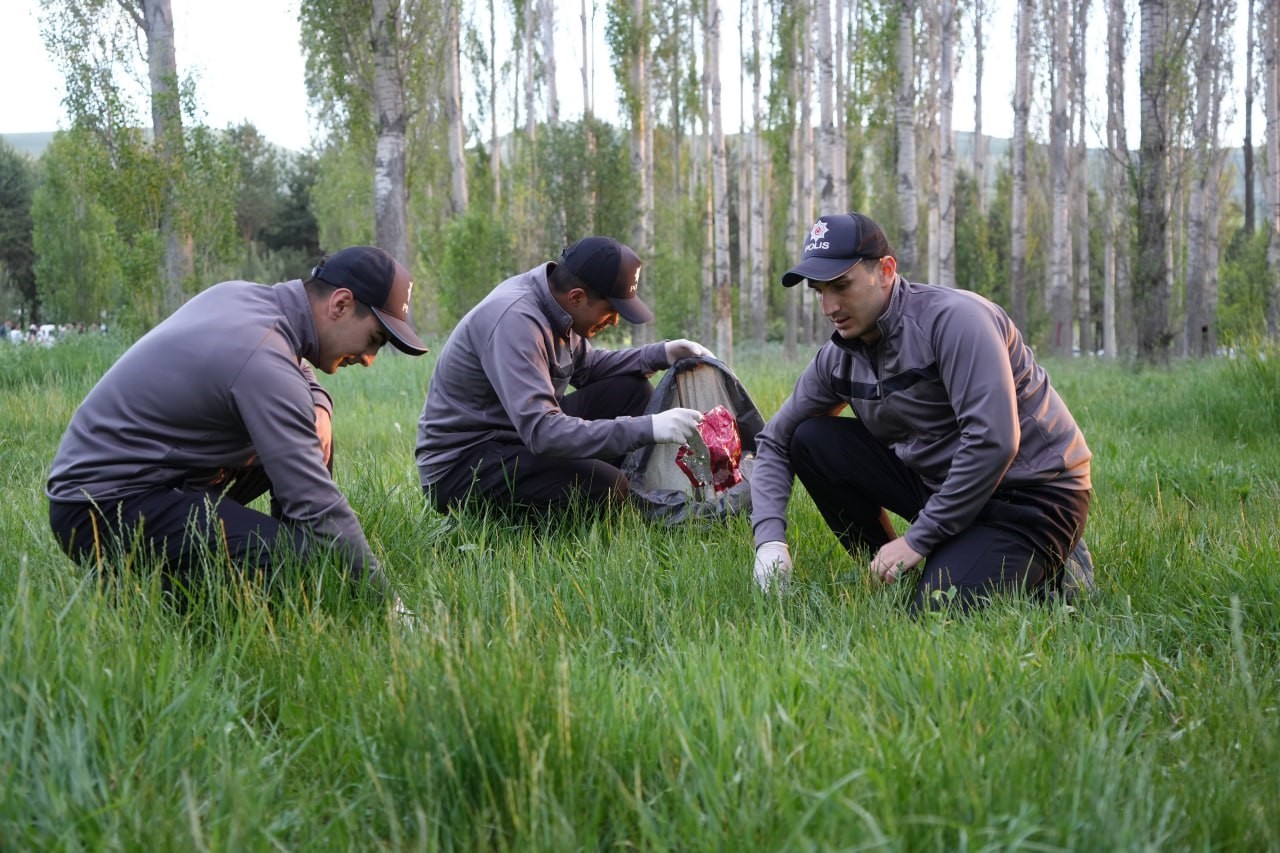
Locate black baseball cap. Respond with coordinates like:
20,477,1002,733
558,236,654,324
311,246,428,355
781,213,894,286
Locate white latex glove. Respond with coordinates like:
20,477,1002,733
391,594,418,630
664,338,715,364
651,407,704,444
753,541,792,593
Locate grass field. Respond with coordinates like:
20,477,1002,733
2,334,1278,850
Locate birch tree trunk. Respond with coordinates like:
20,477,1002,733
785,16,803,359
489,0,503,207
1185,7,1220,357
816,0,838,214
1071,0,1092,357
973,0,987,215
937,0,956,289
443,0,469,218
524,0,537,141
1244,0,1256,234
799,3,816,344
895,0,919,277
371,0,408,263
1104,0,1130,358
1048,0,1073,357
924,8,940,286
834,0,848,207
631,0,656,347
1136,0,1173,362
138,0,193,312
1265,0,1280,338
581,0,598,234
707,0,733,363
542,0,559,124
749,0,767,345
1010,0,1034,328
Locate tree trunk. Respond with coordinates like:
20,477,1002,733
1104,0,1130,358
1072,0,1092,357
799,2,815,344
1048,0,1073,357
371,0,408,263
1244,0,1256,235
937,0,956,289
1010,0,1034,329
542,0,559,125
1185,8,1217,357
973,0,987,215
1265,0,1280,338
750,0,768,346
489,0,503,207
444,0,469,218
707,0,733,363
816,0,837,215
1136,0,1173,362
895,0,918,277
630,0,656,347
581,0,597,234
140,0,192,312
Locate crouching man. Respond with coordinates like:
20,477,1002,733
47,246,427,612
750,213,1093,611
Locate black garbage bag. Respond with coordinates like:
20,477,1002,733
622,356,766,523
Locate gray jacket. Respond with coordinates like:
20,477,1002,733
416,262,669,486
751,276,1091,554
47,279,382,583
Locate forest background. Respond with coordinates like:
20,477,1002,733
0,0,1278,366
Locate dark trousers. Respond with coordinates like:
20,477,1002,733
428,374,653,513
49,464,315,592
790,416,1090,612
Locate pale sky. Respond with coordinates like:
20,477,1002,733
1,0,316,150
0,1,1253,154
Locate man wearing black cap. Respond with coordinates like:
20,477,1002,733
416,235,712,513
749,213,1095,611
47,246,427,611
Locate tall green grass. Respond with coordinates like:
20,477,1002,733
3,338,1278,849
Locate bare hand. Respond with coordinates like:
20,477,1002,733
870,538,924,584
314,405,333,465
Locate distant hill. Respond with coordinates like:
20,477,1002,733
0,132,56,158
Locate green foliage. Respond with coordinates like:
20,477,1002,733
538,118,638,249
311,142,375,252
436,208,516,325
1218,227,1270,347
0,139,37,324
31,129,159,328
5,341,1280,848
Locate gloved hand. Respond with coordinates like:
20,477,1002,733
391,593,418,631
664,338,715,364
753,541,792,593
651,407,704,444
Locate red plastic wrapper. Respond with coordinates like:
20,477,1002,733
674,404,743,494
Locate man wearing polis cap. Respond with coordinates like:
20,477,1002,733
48,246,426,615
749,213,1096,611
416,235,713,513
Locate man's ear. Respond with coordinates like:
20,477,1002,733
328,288,356,319
567,287,589,307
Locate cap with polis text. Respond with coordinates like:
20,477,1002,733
781,213,894,287
312,246,428,355
559,236,654,324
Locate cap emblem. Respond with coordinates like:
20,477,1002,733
805,219,831,253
